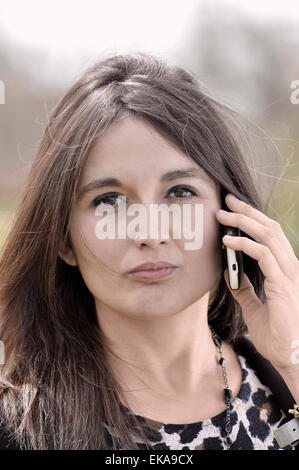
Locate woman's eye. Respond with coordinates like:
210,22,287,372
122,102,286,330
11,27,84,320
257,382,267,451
92,193,126,207
167,186,197,201
92,186,197,208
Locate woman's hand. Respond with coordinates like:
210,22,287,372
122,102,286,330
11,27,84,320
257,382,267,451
216,193,299,376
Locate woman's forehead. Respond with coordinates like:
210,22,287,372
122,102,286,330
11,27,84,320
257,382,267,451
78,116,218,194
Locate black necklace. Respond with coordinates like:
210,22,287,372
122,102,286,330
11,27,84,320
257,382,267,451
209,325,233,449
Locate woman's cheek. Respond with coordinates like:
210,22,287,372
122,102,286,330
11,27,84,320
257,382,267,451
73,218,127,280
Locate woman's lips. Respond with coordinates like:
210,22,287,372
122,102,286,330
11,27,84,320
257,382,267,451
127,266,178,281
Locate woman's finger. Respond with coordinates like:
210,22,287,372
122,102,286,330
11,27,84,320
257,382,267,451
217,193,298,276
222,235,285,288
216,210,295,279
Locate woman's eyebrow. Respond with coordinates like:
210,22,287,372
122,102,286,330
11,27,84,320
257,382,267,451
77,168,210,201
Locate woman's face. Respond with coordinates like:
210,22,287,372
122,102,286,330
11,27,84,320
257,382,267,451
61,116,223,319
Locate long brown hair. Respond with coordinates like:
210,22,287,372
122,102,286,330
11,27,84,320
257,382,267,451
0,52,266,449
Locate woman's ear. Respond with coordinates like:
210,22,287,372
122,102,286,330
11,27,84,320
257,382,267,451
58,235,78,267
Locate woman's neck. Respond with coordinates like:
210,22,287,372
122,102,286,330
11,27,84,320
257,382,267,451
97,294,222,397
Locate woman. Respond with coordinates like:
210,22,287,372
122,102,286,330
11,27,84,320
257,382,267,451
0,52,298,450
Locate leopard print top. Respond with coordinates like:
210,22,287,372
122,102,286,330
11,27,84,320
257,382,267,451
111,353,297,450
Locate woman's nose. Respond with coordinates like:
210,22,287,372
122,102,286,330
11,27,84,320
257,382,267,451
129,203,171,248
134,236,168,249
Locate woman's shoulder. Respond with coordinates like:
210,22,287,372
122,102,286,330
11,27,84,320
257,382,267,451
233,334,292,397
233,334,298,429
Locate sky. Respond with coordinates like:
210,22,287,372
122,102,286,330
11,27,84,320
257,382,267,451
0,0,197,56
1,0,299,57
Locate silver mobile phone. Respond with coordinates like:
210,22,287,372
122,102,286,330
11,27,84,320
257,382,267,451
221,192,244,290
223,225,244,290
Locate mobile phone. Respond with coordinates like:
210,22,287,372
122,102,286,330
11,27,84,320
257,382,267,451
220,191,244,290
